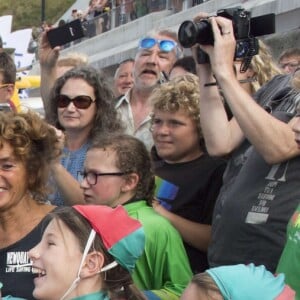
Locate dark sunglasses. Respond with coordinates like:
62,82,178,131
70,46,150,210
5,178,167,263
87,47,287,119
139,37,177,52
56,95,95,109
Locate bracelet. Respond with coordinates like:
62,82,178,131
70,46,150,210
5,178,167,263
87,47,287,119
204,81,218,87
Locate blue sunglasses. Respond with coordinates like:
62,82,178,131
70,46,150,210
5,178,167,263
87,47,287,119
139,38,177,52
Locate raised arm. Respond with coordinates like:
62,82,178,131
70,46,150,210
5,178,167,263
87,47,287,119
198,16,300,163
196,61,245,156
49,126,85,205
50,162,85,205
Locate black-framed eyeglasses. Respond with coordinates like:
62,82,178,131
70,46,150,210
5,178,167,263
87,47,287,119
56,95,95,109
78,171,128,185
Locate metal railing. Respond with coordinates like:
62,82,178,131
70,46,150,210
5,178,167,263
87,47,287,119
69,0,211,43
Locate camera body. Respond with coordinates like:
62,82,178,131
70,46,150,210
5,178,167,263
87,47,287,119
178,7,274,66
47,19,85,48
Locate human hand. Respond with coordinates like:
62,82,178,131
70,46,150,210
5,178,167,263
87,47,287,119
48,124,65,151
200,16,236,79
38,30,60,69
152,198,168,217
191,12,214,79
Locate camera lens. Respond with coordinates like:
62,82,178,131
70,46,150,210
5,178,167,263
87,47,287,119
178,20,214,48
195,20,214,45
178,21,199,48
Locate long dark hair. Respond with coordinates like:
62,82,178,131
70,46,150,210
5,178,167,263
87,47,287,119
48,66,124,139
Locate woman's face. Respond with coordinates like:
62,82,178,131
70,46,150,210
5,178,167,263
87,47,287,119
29,219,83,300
57,78,97,135
0,142,28,211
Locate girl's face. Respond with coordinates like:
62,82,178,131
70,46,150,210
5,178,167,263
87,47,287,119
81,148,129,207
29,219,83,300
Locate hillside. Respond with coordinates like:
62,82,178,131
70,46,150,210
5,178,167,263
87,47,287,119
0,0,75,31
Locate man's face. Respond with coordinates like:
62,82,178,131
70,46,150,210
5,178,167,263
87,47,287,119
279,56,300,74
133,34,178,90
114,61,134,97
0,73,13,103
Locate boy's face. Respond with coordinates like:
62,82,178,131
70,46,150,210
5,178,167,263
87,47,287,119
151,108,202,164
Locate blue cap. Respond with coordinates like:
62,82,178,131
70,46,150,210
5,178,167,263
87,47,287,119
207,264,294,300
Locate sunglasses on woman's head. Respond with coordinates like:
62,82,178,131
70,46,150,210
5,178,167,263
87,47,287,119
56,95,95,109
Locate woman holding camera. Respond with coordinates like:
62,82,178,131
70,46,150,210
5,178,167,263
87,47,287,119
192,12,300,272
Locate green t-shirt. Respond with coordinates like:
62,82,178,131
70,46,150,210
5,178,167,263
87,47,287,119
125,200,192,299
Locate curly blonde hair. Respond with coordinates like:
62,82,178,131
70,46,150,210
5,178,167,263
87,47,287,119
249,40,282,93
150,74,204,144
0,111,61,201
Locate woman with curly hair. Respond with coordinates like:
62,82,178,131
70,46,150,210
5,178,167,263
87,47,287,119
0,111,61,299
47,66,124,206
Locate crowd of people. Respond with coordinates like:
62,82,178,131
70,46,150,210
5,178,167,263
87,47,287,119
41,0,213,44
0,8,300,300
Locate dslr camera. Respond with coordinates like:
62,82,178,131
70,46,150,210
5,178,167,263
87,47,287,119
178,7,275,68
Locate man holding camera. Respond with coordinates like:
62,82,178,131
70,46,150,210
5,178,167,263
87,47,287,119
189,13,300,272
